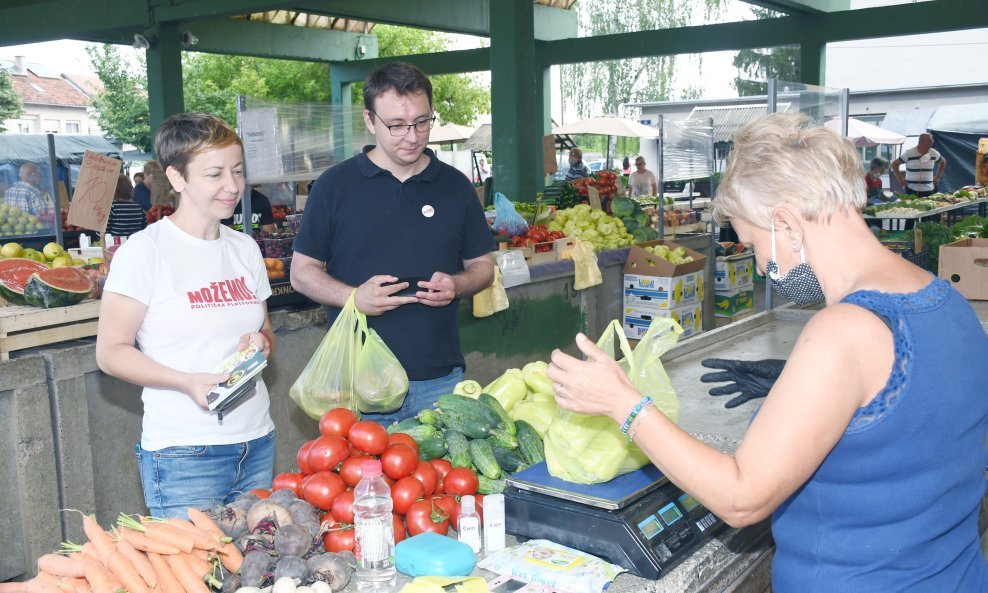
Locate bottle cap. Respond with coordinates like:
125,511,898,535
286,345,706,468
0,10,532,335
360,459,382,477
461,494,475,514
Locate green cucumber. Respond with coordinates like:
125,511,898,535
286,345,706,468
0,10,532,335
444,430,472,468
478,393,517,435
477,475,507,495
437,394,501,428
416,408,441,426
397,424,438,443
387,417,422,434
468,438,502,480
515,419,546,465
488,428,518,450
438,409,492,440
490,441,527,473
417,436,448,460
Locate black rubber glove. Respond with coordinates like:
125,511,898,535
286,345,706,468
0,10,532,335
699,358,786,408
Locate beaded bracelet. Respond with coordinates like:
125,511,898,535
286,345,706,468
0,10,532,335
627,401,653,442
620,396,653,435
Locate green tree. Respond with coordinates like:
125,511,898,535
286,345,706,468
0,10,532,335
731,8,799,96
561,0,725,119
0,69,23,132
86,44,152,151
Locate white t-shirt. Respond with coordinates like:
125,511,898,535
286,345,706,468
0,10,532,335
103,217,274,450
628,170,657,198
901,147,942,192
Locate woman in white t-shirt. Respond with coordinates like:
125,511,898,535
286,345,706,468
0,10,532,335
96,113,276,518
628,156,658,198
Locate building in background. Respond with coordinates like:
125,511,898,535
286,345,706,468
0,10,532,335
0,56,101,135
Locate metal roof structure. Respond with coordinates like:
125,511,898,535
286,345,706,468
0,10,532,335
687,103,791,144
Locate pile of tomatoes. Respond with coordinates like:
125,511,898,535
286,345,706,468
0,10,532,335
269,408,483,554
498,224,566,252
569,170,621,199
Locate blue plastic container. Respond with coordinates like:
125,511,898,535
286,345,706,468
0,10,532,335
395,532,477,577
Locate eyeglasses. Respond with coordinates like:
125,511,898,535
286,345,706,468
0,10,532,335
370,111,436,136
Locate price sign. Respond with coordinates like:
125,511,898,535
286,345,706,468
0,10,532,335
67,150,121,233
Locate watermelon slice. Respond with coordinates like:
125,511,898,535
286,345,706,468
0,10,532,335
23,267,94,308
0,258,49,305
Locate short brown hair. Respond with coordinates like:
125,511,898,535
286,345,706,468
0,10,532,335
153,113,242,179
363,62,433,112
114,174,133,201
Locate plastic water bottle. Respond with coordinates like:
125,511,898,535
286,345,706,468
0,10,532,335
353,460,396,591
458,495,482,553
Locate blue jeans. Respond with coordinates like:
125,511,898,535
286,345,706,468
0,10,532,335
363,367,464,427
136,431,275,518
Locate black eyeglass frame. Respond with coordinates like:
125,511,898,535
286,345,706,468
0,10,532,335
369,110,437,137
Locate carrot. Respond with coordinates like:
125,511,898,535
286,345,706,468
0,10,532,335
145,554,183,593
105,550,151,593
75,582,92,593
114,539,156,589
182,553,213,580
37,554,86,578
119,515,194,554
21,578,60,593
117,529,181,555
0,584,28,593
215,542,244,573
78,544,101,563
81,515,115,565
164,555,209,593
164,517,221,551
184,508,225,538
80,559,115,593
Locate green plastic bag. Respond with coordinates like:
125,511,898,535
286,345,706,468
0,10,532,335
289,292,409,418
543,317,682,484
353,311,408,414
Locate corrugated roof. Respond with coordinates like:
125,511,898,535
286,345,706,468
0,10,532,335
687,103,790,143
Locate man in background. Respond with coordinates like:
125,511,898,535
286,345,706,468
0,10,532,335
222,185,277,233
891,133,947,197
3,163,52,216
132,162,156,211
565,147,591,181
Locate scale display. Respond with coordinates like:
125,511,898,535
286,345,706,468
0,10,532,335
505,463,726,580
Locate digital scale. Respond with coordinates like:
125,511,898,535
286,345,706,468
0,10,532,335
504,462,725,580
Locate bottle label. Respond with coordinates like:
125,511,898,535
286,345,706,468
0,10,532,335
459,517,482,553
355,520,395,564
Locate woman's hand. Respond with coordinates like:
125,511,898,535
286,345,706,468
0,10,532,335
183,372,230,409
547,333,640,422
238,329,274,358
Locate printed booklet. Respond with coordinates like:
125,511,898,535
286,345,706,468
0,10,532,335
206,343,267,419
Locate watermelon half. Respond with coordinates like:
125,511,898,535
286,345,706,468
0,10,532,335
0,258,49,305
23,267,94,308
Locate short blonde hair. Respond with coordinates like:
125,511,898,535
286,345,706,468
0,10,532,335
153,113,242,179
713,113,866,228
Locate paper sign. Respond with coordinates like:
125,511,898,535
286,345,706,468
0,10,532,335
587,186,602,210
67,151,121,233
240,107,284,182
542,135,557,174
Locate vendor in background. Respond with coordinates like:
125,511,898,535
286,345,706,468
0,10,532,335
864,156,890,204
133,162,158,212
622,155,632,175
891,133,947,197
628,155,658,198
133,171,144,187
565,147,590,181
221,184,277,233
476,155,492,183
105,174,147,238
3,163,52,216
291,61,495,426
547,113,988,593
96,113,276,518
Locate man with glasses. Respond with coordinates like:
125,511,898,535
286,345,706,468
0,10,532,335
291,61,495,425
4,163,53,218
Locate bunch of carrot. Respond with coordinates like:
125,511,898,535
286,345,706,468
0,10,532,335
0,508,243,593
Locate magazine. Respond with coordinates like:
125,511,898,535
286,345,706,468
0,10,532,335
206,343,267,419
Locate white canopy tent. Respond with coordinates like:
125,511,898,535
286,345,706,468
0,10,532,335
552,116,659,139
824,117,906,147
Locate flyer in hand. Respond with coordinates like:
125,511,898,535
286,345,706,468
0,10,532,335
206,343,267,418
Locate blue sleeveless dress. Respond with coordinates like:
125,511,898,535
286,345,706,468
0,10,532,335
771,278,988,592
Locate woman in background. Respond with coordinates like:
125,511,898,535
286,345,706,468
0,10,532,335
105,174,147,239
865,156,890,204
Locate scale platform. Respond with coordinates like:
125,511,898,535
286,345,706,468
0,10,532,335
505,462,725,580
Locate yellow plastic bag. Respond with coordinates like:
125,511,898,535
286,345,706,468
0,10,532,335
289,291,361,419
560,238,602,290
543,317,683,484
472,266,510,318
353,312,409,413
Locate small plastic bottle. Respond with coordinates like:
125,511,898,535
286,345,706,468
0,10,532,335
458,495,482,553
483,493,506,554
353,460,396,591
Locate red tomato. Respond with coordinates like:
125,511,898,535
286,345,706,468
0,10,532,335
338,456,366,488
410,461,438,496
348,421,389,455
393,513,407,543
443,467,479,496
429,458,452,479
380,444,418,480
297,440,315,475
301,471,347,511
387,433,419,455
432,495,459,530
249,488,271,499
307,434,351,473
405,499,450,536
331,490,356,524
319,408,358,437
323,523,356,553
390,476,425,515
272,472,305,497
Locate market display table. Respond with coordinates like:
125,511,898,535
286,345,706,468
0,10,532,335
863,197,988,230
0,299,100,361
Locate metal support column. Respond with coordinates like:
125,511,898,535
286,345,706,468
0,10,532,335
146,22,185,141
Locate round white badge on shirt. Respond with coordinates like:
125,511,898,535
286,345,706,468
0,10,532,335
422,205,435,218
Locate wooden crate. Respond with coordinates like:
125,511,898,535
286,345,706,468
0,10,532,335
0,300,100,361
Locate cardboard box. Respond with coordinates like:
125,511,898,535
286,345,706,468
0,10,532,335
624,240,707,278
714,253,754,290
715,310,756,328
714,284,755,317
624,303,702,339
939,238,988,300
624,271,702,311
504,236,577,266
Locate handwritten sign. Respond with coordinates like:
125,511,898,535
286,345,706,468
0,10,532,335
542,135,557,174
587,186,602,210
67,151,121,233
240,107,284,182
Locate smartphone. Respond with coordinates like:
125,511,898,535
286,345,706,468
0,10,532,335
384,277,430,297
